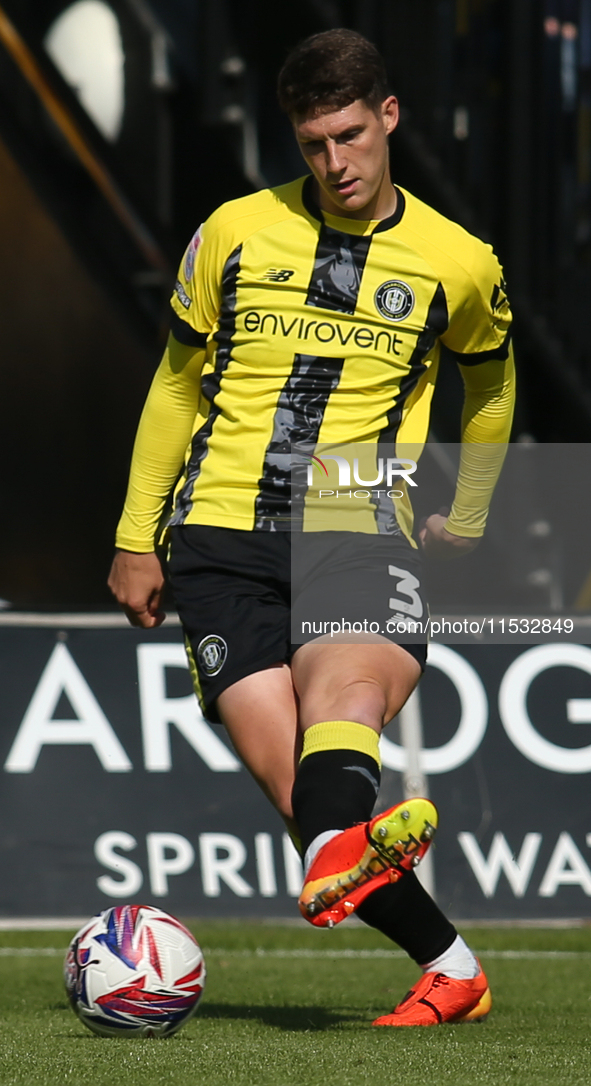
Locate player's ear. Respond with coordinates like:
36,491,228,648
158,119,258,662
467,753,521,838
381,96,399,136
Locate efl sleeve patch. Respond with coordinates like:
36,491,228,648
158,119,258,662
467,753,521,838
170,219,220,337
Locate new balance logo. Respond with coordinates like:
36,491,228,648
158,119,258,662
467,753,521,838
261,268,295,282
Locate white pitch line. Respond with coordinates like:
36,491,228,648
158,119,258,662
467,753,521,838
210,949,407,959
0,947,590,960
0,947,65,956
476,949,591,960
204,948,591,961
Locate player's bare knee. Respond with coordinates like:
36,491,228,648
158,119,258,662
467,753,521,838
297,675,386,732
338,676,388,723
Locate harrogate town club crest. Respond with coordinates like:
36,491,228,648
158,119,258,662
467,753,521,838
374,280,415,322
197,634,228,676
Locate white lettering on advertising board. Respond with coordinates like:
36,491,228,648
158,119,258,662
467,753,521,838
5,642,591,774
459,831,591,898
95,827,591,902
5,644,132,772
94,831,303,900
499,644,591,773
5,643,239,773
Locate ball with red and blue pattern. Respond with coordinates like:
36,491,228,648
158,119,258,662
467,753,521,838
64,905,206,1037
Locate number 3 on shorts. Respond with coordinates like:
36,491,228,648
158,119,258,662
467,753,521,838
388,564,424,619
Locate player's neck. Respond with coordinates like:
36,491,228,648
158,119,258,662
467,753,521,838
315,175,397,222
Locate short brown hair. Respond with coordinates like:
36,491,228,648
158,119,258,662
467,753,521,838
277,29,389,118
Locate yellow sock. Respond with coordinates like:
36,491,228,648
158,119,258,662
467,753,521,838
300,720,381,768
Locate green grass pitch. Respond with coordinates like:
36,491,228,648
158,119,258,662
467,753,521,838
0,920,589,1086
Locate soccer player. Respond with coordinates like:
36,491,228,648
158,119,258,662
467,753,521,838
108,29,514,1026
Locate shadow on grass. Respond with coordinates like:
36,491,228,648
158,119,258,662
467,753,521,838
199,1002,359,1032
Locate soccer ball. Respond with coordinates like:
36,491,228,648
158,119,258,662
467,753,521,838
64,904,206,1037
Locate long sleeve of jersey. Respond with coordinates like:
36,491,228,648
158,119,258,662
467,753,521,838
115,336,206,552
444,347,516,538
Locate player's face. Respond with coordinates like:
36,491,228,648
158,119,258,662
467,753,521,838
293,97,399,220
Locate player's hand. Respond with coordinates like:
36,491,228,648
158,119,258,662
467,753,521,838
419,514,480,560
107,550,166,628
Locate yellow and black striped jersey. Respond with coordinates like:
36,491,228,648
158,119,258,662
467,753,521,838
116,176,514,549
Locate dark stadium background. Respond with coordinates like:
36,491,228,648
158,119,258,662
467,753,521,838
0,0,589,611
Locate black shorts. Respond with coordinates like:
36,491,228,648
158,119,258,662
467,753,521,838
167,525,428,723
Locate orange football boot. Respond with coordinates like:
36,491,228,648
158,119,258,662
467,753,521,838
298,798,437,928
373,963,491,1026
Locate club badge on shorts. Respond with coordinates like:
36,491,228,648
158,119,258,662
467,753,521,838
197,634,228,676
374,280,415,322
